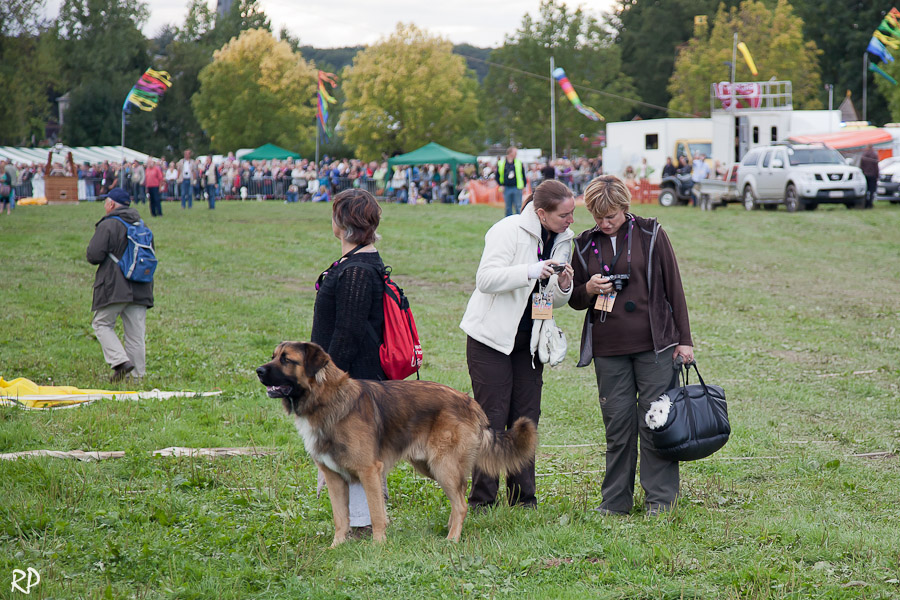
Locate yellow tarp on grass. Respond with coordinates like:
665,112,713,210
0,377,221,409
17,197,48,205
1,376,137,397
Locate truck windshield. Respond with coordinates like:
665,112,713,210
690,143,712,157
787,148,845,165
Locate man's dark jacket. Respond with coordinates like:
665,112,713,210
860,149,879,178
86,206,154,312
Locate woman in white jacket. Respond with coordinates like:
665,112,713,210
460,179,575,508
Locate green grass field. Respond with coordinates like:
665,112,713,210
1,199,899,599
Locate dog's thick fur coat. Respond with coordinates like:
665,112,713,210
257,341,537,546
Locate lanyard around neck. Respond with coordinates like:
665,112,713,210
594,216,634,276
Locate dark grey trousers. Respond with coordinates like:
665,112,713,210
593,348,680,513
466,332,542,507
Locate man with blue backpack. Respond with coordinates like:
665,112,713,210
86,188,156,382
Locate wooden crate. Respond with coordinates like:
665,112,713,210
45,175,79,204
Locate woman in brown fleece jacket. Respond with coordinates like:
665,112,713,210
569,175,693,516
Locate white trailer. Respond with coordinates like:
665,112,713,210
603,81,842,184
602,118,713,184
710,109,840,165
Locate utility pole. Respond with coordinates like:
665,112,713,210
550,55,556,160
862,53,868,123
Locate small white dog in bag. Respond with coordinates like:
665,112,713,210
645,394,672,430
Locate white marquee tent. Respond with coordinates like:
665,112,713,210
0,145,150,166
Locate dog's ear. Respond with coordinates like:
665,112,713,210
301,342,330,382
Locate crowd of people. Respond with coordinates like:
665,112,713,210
0,150,604,212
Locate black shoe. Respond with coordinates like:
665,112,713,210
348,525,372,539
590,506,628,517
110,361,135,382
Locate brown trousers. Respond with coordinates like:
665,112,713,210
466,331,543,507
594,348,680,513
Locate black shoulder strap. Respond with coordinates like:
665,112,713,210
573,233,593,271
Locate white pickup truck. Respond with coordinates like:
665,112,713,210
736,142,866,211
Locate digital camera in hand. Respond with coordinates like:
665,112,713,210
606,274,629,292
550,263,567,273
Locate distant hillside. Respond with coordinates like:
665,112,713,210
297,44,493,82
453,44,491,83
299,46,364,73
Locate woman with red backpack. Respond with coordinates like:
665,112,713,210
310,189,387,536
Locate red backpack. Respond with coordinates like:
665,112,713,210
365,265,423,380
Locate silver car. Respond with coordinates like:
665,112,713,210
737,142,866,212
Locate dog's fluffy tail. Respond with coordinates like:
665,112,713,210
475,417,538,477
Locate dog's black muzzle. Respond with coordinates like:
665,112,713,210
257,364,293,398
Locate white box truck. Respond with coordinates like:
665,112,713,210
602,118,714,185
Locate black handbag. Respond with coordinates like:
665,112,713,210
649,361,730,461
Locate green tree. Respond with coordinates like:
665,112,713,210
668,0,822,117
792,1,889,124
482,0,636,155
140,0,274,156
1,0,47,36
192,28,316,152
339,23,481,161
145,0,219,157
611,0,740,119
209,0,270,48
0,27,62,145
872,48,900,122
54,0,151,146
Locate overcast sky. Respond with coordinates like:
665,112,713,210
43,0,618,47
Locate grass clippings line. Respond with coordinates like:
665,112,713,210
0,447,277,461
539,443,599,448
817,369,879,378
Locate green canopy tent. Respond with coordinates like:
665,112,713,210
241,143,301,161
387,142,477,186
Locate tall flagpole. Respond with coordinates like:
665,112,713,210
863,53,868,123
121,111,126,188
550,55,556,160
730,33,737,114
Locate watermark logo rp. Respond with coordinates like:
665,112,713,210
11,568,40,594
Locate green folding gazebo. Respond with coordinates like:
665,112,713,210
241,143,301,161
387,142,477,185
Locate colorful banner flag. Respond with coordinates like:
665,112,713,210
122,68,172,113
870,62,898,85
552,67,603,122
867,7,900,85
317,71,338,140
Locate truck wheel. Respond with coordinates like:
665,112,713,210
784,185,800,213
742,186,757,211
658,189,677,207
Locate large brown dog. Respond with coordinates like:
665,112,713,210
256,341,537,546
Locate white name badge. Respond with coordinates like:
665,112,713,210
532,291,553,319
594,292,617,313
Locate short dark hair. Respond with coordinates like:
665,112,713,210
332,189,381,245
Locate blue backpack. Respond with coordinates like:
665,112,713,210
107,216,157,283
